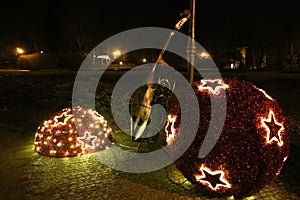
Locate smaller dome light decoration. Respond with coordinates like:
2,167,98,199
34,106,114,157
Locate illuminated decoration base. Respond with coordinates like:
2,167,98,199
166,78,290,198
34,106,114,158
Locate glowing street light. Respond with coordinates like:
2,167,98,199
112,50,121,58
198,52,210,59
16,47,25,54
16,47,25,66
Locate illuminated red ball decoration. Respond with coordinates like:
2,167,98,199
166,78,290,198
34,107,114,157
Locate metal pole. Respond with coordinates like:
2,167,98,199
187,0,196,84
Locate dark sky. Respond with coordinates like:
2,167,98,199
0,0,299,52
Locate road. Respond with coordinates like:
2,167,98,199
0,69,30,73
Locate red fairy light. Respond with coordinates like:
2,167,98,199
34,107,114,158
165,114,178,145
261,110,284,147
194,164,231,191
197,79,229,95
253,85,274,101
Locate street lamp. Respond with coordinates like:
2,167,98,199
112,50,122,70
187,0,196,84
198,52,210,59
112,50,121,59
16,47,25,55
16,47,25,67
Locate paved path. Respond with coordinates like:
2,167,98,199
0,69,30,73
0,124,299,200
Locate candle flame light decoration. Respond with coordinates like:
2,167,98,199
34,106,114,157
165,78,290,198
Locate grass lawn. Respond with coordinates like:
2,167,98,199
220,71,300,119
0,69,299,137
1,69,299,150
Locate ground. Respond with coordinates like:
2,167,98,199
0,70,299,199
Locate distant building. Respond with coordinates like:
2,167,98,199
95,55,111,64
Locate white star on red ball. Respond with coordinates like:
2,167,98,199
198,79,229,95
194,165,231,191
78,131,97,149
261,110,284,147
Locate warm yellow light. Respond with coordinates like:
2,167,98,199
119,61,123,65
142,58,147,63
16,47,25,54
53,111,73,126
198,52,210,59
113,50,121,58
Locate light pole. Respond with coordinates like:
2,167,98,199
187,0,196,84
113,49,121,70
16,47,25,67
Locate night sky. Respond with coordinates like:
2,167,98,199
0,0,299,53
